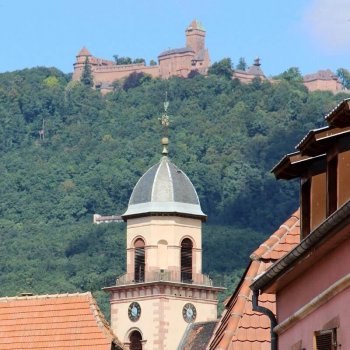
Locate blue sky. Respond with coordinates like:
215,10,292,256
1,0,350,77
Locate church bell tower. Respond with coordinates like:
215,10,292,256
104,102,223,350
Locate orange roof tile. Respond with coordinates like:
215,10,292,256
0,292,124,350
207,210,300,350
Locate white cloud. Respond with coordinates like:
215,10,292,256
303,0,350,51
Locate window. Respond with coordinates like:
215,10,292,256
129,330,142,350
314,329,337,350
134,239,145,282
181,238,193,282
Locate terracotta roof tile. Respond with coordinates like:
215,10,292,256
77,47,91,57
0,293,124,350
207,210,300,350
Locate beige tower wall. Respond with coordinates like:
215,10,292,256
109,284,219,350
126,216,203,283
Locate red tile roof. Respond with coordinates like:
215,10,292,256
207,209,300,350
0,292,124,350
77,47,91,57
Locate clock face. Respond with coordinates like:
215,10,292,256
128,302,141,322
182,303,197,323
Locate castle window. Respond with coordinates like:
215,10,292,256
129,330,143,350
134,239,145,282
181,238,193,283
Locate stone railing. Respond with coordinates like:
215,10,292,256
115,270,215,287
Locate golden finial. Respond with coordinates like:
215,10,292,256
158,92,170,156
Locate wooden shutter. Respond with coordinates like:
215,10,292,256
315,329,336,350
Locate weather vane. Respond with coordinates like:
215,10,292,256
158,92,170,156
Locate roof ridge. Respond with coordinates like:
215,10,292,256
250,209,300,261
0,292,92,302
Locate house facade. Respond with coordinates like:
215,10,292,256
251,98,350,349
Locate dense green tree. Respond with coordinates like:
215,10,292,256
236,57,247,71
336,68,350,89
133,58,146,64
149,59,157,66
0,66,348,316
208,58,233,79
275,67,303,82
122,72,151,91
80,58,93,87
187,70,200,78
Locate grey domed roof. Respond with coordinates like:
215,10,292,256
122,156,206,220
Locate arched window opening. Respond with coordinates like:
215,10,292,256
181,238,193,283
134,239,145,282
129,330,142,350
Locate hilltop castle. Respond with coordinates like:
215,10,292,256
72,20,210,91
73,20,344,94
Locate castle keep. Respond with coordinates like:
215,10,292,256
72,20,210,90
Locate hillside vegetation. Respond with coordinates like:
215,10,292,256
0,67,347,314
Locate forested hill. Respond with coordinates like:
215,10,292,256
0,67,348,313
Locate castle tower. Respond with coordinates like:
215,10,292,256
72,47,92,81
185,20,206,53
104,104,223,350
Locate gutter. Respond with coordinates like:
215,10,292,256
251,199,350,292
252,290,278,350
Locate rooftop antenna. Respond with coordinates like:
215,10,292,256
158,92,170,156
39,119,45,141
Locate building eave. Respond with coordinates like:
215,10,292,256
251,199,350,293
272,152,326,180
325,98,350,127
296,125,350,156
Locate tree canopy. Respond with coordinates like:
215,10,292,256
208,58,233,79
0,66,348,316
